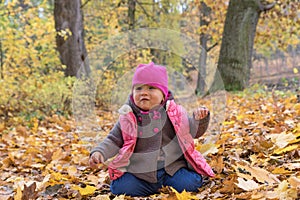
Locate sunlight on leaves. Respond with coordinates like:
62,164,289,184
266,132,296,148
235,177,261,191
196,143,219,156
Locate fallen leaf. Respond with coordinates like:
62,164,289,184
234,162,280,185
72,184,97,196
235,177,261,191
288,176,300,189
273,144,298,155
219,175,240,194
92,194,110,200
21,182,38,200
265,180,298,199
14,186,22,200
67,166,77,177
266,132,296,148
51,148,64,161
272,167,292,174
170,187,198,200
210,156,224,173
197,143,219,156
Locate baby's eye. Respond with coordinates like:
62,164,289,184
135,86,142,90
149,86,156,90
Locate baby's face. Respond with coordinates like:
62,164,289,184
133,84,164,111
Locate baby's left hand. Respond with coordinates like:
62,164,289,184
194,106,209,120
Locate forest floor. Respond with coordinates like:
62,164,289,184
0,87,299,200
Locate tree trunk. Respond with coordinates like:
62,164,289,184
0,41,3,79
54,0,90,77
128,0,136,30
195,2,211,95
211,0,264,91
128,0,137,66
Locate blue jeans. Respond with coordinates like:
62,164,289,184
110,168,203,196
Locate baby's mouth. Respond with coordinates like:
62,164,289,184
140,98,149,101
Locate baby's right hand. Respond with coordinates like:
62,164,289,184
89,152,104,169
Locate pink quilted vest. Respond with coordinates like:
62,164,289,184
108,100,215,180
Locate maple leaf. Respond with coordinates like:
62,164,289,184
170,188,198,200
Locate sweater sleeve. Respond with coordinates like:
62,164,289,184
90,121,124,161
189,112,210,139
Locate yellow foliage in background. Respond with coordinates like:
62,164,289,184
0,1,74,124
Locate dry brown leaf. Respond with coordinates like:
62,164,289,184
234,162,280,185
288,176,300,189
51,148,64,161
235,177,261,191
210,156,224,174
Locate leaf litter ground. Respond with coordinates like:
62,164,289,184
0,89,299,200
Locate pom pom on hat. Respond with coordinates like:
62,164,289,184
132,62,168,97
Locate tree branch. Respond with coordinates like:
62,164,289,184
135,0,157,22
81,0,92,9
258,1,276,12
207,42,219,52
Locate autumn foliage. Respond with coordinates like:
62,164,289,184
0,86,299,199
0,0,300,199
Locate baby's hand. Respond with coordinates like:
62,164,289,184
193,106,209,120
89,152,104,169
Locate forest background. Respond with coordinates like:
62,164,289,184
0,0,299,199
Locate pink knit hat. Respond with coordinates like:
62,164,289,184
132,62,168,97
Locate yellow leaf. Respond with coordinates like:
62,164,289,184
274,144,298,155
72,185,97,196
272,167,292,174
32,118,39,133
223,120,235,125
14,186,22,200
196,143,219,156
170,187,198,200
235,177,261,191
293,68,298,74
51,172,65,181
